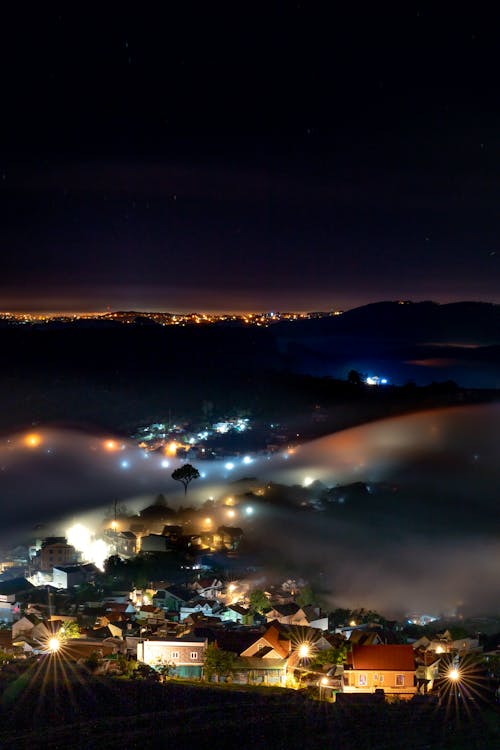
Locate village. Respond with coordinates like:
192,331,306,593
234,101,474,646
0,494,498,706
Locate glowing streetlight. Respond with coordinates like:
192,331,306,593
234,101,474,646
227,509,236,519
104,439,118,451
298,643,310,659
320,676,329,686
110,520,118,531
166,441,178,456
48,637,60,653
449,668,460,681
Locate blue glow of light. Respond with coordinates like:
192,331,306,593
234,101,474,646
121,460,129,469
243,455,252,465
200,472,206,478
245,506,254,515
161,460,170,468
225,462,234,470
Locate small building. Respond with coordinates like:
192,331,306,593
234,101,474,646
38,538,77,572
137,637,207,678
52,565,87,589
0,577,34,622
343,645,416,699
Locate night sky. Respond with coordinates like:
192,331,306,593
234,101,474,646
1,6,500,312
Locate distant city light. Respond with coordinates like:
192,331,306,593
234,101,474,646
245,506,254,515
200,472,206,478
225,462,234,470
161,459,170,468
365,376,389,386
227,509,236,518
120,460,129,469
104,439,118,451
24,433,42,448
303,477,313,487
242,455,252,464
449,668,460,681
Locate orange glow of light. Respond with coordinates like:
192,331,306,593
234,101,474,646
104,440,118,451
165,441,178,456
24,433,42,448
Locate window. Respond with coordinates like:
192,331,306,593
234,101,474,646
358,674,367,686
396,674,405,686
190,651,198,660
379,674,384,684
373,674,378,681
171,651,179,659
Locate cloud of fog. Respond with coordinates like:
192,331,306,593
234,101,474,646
1,404,499,615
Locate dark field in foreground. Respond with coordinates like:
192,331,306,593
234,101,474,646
1,668,499,750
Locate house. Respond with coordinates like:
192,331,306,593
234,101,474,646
140,534,172,553
159,586,193,612
38,538,77,572
240,623,291,659
343,645,416,699
265,603,301,625
415,651,441,693
220,604,252,625
230,656,287,686
137,637,207,678
52,565,87,589
0,577,34,622
179,598,223,622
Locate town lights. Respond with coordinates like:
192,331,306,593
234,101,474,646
104,439,118,451
303,477,313,487
449,668,460,682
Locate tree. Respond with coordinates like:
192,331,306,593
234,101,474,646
295,585,315,608
171,463,200,495
248,588,270,615
310,643,349,669
203,643,235,682
59,621,81,640
347,369,362,386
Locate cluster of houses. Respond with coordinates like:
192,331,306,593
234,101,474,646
0,569,492,700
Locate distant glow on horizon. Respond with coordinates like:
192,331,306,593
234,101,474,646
303,477,313,487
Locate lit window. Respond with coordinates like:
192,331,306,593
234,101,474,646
171,651,179,659
379,674,384,684
396,674,405,686
359,674,367,686
190,651,198,660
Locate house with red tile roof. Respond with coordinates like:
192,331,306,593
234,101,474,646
343,645,416,699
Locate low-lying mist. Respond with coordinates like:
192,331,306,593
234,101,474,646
1,403,499,616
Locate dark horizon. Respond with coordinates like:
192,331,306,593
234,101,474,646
1,6,500,311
